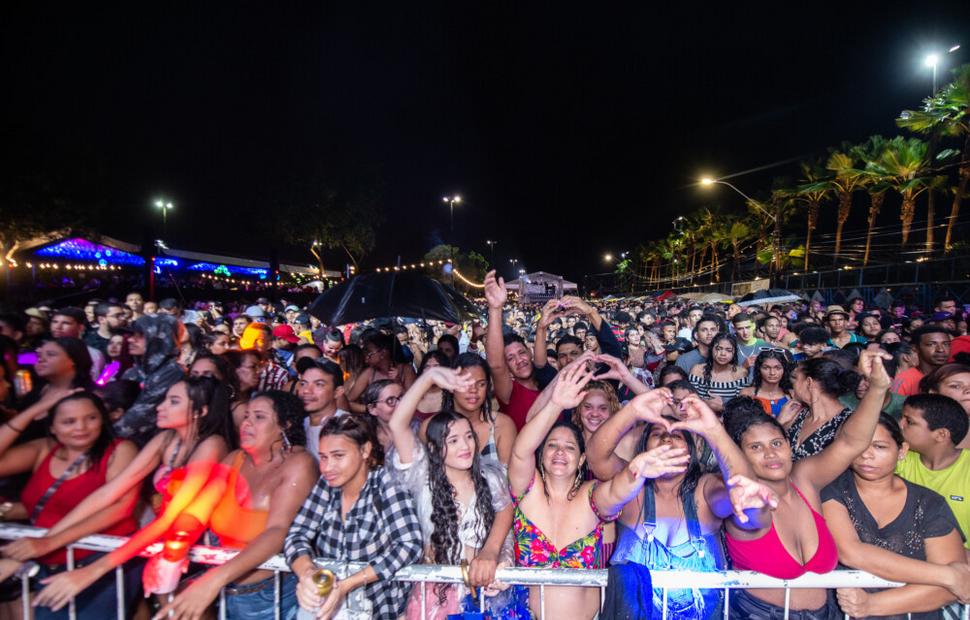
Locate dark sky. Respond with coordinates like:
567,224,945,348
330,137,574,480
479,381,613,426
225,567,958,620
2,3,967,282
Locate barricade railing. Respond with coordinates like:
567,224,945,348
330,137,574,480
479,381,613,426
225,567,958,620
2,523,965,620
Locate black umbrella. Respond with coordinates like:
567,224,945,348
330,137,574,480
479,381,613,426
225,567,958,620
308,272,482,326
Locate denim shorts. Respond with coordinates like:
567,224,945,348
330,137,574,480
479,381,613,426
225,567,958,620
728,588,839,620
223,572,298,620
33,554,145,620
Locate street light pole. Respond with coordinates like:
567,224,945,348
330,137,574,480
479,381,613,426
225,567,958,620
485,239,497,266
154,199,174,235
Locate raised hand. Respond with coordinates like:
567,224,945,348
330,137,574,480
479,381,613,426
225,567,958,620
484,270,508,310
559,296,594,317
727,474,778,524
628,389,673,428
423,367,476,393
538,299,565,329
627,444,691,479
550,363,595,410
776,399,804,428
593,354,631,383
669,394,722,437
857,349,893,391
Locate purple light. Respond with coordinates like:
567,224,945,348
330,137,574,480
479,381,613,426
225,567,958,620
35,238,145,266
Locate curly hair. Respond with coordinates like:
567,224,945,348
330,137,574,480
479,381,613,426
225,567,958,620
703,333,739,382
250,390,308,449
441,353,494,423
570,380,620,430
424,411,496,604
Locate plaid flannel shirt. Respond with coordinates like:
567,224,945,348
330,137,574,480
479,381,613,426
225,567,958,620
284,467,422,619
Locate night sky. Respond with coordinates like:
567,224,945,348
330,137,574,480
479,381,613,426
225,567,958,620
2,3,967,282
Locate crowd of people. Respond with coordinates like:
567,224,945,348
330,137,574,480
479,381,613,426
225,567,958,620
0,277,968,619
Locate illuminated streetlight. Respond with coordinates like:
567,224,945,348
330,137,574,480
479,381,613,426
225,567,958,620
699,177,715,186
442,195,462,234
924,45,961,94
153,198,174,229
485,239,497,264
604,253,613,262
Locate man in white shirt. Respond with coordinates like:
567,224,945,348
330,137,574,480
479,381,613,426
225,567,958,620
295,358,348,461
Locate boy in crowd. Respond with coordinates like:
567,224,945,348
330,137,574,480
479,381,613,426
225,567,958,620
897,394,970,551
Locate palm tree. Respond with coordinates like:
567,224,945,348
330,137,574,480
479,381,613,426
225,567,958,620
898,64,970,253
825,145,869,263
794,161,831,270
851,136,890,265
864,136,941,246
723,214,755,281
748,190,797,277
696,208,731,282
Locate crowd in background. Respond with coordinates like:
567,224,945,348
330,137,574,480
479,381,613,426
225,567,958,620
0,279,967,619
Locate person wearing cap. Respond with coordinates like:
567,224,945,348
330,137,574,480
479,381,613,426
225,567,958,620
825,305,866,349
292,313,313,344
271,324,301,373
244,305,265,321
283,304,301,325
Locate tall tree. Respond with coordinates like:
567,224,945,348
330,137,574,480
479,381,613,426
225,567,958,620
864,136,943,247
898,64,970,253
851,136,890,265
794,161,831,270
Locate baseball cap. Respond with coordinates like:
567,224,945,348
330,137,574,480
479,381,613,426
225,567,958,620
245,305,266,319
272,324,300,344
284,305,300,313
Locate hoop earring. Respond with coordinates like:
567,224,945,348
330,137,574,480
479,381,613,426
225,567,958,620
571,469,583,494
280,433,291,452
538,463,546,483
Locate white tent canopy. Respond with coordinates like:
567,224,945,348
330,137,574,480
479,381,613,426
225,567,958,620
505,271,578,303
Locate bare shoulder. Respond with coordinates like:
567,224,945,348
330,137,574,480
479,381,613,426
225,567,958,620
494,412,517,433
282,450,317,480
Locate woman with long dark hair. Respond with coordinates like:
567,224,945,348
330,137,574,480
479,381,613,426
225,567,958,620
0,391,140,619
688,333,748,413
510,359,700,619
740,349,795,418
689,349,892,617
388,366,519,618
32,377,233,611
430,353,517,467
150,391,317,619
588,389,763,619
347,330,416,406
822,413,968,617
285,414,423,620
786,357,860,461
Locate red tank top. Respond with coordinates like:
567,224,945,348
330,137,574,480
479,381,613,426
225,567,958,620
499,381,539,431
21,440,138,565
725,482,838,579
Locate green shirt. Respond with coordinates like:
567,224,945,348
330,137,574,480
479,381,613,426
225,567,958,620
896,449,970,548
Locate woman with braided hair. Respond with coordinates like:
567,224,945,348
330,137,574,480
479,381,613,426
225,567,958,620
387,365,520,619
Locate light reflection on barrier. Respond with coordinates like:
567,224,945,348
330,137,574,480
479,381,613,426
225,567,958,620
3,523,966,620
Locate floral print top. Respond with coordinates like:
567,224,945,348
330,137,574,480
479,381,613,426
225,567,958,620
511,477,610,568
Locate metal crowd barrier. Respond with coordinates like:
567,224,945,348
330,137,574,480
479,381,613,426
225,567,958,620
2,523,965,620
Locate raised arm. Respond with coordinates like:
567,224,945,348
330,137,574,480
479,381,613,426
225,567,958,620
389,367,473,464
509,363,593,496
592,444,690,517
533,299,563,370
594,354,650,396
795,349,893,493
670,395,774,530
484,270,513,403
586,388,671,481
